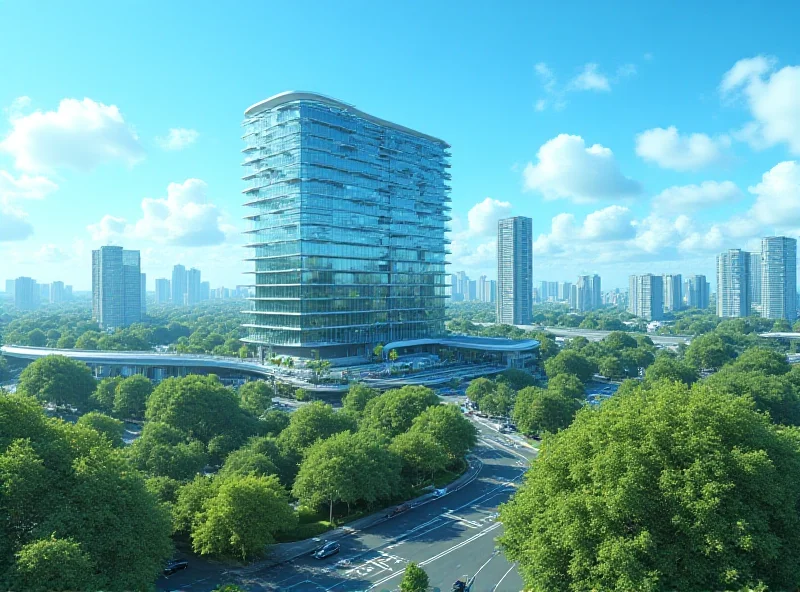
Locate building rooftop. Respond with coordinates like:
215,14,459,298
243,91,449,147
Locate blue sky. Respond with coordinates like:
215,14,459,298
1,0,800,291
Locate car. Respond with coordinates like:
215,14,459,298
433,488,447,498
313,541,340,559
163,559,188,576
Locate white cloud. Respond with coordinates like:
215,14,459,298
635,126,730,171
0,170,58,200
569,63,611,92
748,160,800,226
465,197,512,236
534,62,556,93
523,134,641,203
0,98,144,172
448,197,513,268
88,179,234,247
5,96,31,120
156,128,199,151
0,202,33,242
721,56,800,154
87,215,128,243
652,180,742,214
534,99,547,112
535,206,635,256
616,64,637,79
32,244,70,263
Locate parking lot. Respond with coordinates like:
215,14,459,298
584,381,618,405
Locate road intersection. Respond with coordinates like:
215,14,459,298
158,420,533,592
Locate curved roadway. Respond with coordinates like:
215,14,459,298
157,419,533,592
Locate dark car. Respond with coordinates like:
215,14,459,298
163,559,188,576
313,541,340,559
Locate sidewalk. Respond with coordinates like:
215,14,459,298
234,456,484,575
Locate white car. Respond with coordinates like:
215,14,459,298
433,488,447,498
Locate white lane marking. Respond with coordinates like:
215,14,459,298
473,551,500,579
367,523,503,589
442,512,481,528
492,563,517,591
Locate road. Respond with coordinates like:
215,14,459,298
534,326,691,346
157,421,533,592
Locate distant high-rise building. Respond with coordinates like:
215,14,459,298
65,285,73,300
92,246,142,329
489,280,496,304
478,276,489,302
200,281,210,302
50,281,65,304
171,264,187,304
186,268,202,305
140,273,147,315
761,236,797,321
39,283,50,303
558,281,572,302
686,275,710,309
717,249,751,318
663,274,683,313
630,274,664,320
4,279,14,295
497,216,533,325
571,274,601,312
467,279,477,302
14,277,39,310
749,252,762,310
155,278,171,304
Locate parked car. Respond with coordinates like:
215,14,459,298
313,541,340,559
163,559,188,576
433,488,447,498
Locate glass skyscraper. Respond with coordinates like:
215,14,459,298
496,216,533,325
91,246,142,329
241,92,450,358
761,236,797,321
717,248,751,318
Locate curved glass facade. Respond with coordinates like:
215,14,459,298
242,94,450,357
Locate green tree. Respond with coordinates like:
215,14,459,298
74,332,99,350
238,380,274,417
218,447,279,480
146,375,257,444
91,376,121,413
478,382,515,417
544,349,595,383
191,475,296,561
399,562,429,592
278,401,356,453
705,367,800,426
546,373,585,400
259,409,290,436
361,386,440,437
0,356,9,382
373,344,384,360
127,422,208,480
17,355,96,409
293,431,402,517
390,431,448,486
731,346,790,376
26,329,47,347
684,333,735,370
597,355,624,379
409,404,477,463
500,380,800,592
113,374,153,419
644,355,699,385
388,349,399,362
6,536,97,592
342,383,379,415
496,368,538,390
602,330,638,351
76,412,125,447
465,377,495,406
173,475,219,534
56,333,76,349
512,386,582,437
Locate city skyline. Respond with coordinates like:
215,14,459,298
2,2,800,289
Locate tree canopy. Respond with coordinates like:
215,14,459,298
500,380,800,592
400,562,430,592
544,349,595,383
17,355,96,409
361,386,440,437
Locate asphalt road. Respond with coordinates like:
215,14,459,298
157,421,533,592
535,326,691,346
